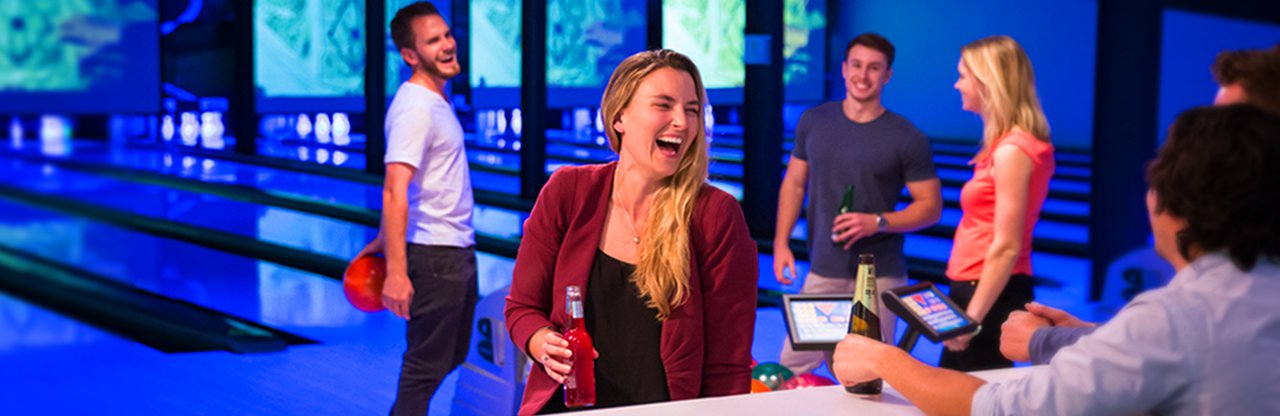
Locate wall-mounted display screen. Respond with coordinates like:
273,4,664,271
470,0,521,108
784,0,826,102
0,0,160,114
255,0,366,113
663,0,745,104
546,0,647,107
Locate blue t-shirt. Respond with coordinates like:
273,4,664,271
793,103,936,278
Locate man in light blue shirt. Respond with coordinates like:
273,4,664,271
975,252,1280,414
831,105,1280,415
998,44,1280,367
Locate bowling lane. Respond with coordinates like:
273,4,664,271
0,270,406,415
0,198,386,338
5,141,382,210
0,290,142,354
1,143,529,242
471,168,521,195
257,139,368,171
0,157,375,261
0,191,514,414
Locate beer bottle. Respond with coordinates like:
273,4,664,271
846,253,883,395
833,185,854,245
563,285,596,408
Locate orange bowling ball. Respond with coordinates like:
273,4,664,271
344,255,387,312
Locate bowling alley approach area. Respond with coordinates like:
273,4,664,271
3,1,1279,415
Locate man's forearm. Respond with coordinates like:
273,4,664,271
876,345,985,416
774,184,805,245
884,179,942,233
968,246,1019,321
882,198,942,233
382,189,410,276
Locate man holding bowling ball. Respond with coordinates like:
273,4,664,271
354,2,478,415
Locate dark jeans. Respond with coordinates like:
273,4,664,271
391,244,479,416
939,274,1035,372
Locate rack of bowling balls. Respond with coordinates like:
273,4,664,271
750,360,836,393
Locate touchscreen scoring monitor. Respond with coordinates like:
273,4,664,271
782,294,853,351
882,282,979,342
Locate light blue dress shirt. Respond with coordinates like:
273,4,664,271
1029,325,1094,365
973,253,1280,415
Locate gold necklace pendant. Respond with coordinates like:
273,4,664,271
613,197,643,245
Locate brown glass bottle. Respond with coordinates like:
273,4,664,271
846,253,883,395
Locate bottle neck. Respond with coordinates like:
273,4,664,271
567,299,585,323
855,263,878,306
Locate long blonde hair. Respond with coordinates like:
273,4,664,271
961,35,1050,163
600,49,710,320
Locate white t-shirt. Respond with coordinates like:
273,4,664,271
384,82,474,247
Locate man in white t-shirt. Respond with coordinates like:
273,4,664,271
355,2,476,414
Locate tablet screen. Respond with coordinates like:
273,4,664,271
787,299,853,343
900,289,969,333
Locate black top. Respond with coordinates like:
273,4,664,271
539,250,669,413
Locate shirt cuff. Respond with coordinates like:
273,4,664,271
1029,327,1051,365
383,156,421,169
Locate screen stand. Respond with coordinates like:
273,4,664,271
895,326,922,354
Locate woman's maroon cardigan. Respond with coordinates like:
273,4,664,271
504,162,758,415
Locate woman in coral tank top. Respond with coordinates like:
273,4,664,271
942,36,1055,371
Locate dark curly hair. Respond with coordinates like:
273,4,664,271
1211,44,1280,116
1146,104,1280,271
390,2,442,51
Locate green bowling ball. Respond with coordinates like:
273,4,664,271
751,362,794,390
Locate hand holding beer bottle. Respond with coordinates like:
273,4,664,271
832,185,855,245
846,254,884,396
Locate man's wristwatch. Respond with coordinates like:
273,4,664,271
875,213,889,231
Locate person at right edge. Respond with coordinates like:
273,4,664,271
833,104,1280,415
999,43,1280,365
941,35,1054,371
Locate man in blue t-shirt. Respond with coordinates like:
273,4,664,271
774,33,942,375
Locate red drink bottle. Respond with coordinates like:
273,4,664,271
563,285,596,408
